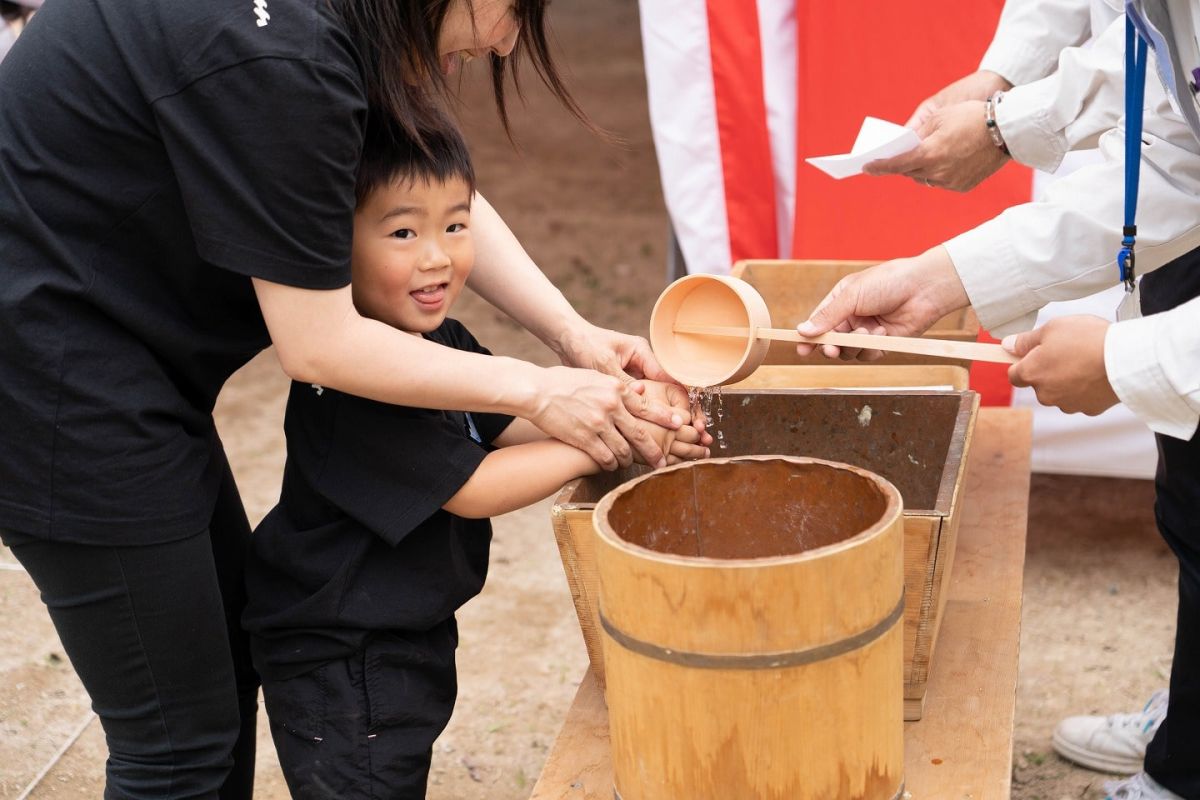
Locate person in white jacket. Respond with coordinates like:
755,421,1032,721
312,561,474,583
866,0,1129,191
875,5,1185,784
798,2,1200,798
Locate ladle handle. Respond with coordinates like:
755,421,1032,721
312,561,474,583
673,324,1018,365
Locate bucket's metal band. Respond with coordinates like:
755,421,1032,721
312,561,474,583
614,780,906,800
600,593,904,670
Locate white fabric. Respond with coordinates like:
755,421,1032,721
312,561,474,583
638,0,730,275
980,0,1158,475
997,9,1134,172
979,0,1097,85
639,0,797,274
946,14,1200,440
1106,294,1200,440
756,0,798,261
1016,154,1157,478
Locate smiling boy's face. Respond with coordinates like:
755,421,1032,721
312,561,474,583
351,175,474,334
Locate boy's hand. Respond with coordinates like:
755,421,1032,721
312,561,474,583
631,421,677,468
666,421,709,465
636,380,715,449
631,420,708,466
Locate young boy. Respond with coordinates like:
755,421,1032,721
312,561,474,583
241,118,705,799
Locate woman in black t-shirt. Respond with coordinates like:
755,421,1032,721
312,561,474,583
0,1,695,797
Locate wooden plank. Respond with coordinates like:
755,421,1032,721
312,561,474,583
528,670,611,800
728,364,970,391
550,500,607,689
903,408,1031,799
530,408,1031,800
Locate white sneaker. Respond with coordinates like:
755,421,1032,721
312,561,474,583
1103,771,1185,799
1052,689,1169,774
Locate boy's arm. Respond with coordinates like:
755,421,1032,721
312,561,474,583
449,403,710,519
490,417,549,447
443,439,602,519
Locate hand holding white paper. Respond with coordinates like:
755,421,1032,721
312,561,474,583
805,117,921,180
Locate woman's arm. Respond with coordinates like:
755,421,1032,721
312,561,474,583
443,438,602,519
465,193,676,384
493,413,709,461
253,278,671,469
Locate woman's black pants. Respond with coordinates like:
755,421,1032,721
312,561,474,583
2,450,258,800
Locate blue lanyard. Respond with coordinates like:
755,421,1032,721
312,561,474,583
1118,15,1149,290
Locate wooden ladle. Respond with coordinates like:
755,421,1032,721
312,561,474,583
649,274,1015,387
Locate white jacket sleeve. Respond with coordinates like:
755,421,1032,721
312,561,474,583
994,13,1137,172
979,0,1094,85
1105,298,1200,439
944,92,1200,438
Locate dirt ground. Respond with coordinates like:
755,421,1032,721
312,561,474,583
0,2,1178,798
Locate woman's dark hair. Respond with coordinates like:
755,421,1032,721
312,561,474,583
355,112,476,207
333,0,590,143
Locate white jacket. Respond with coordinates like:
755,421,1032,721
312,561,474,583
942,0,1200,440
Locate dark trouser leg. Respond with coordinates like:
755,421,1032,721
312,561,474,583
1140,252,1200,796
1144,429,1200,797
3,448,258,799
208,452,259,800
261,622,459,800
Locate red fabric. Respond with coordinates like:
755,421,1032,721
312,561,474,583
970,329,1014,404
791,1,1029,405
707,0,778,263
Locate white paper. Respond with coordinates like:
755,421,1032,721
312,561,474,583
804,117,921,180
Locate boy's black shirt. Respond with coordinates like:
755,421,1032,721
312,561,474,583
243,320,514,681
0,0,365,543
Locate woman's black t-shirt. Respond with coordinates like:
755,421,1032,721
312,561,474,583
242,320,515,681
0,0,366,543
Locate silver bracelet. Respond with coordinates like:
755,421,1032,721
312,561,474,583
985,92,1009,155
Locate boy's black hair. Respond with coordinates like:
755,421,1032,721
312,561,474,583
355,112,476,207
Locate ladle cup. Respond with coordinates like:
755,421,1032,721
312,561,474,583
649,274,1016,387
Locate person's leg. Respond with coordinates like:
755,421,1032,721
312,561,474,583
6,531,243,799
206,445,259,800
362,622,459,796
1134,249,1200,796
262,621,459,800
1143,428,1200,797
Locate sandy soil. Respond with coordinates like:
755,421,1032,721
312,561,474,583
0,1,1178,798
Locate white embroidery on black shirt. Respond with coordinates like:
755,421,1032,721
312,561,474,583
253,0,270,27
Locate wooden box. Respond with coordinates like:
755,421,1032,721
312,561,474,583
731,259,982,368
551,371,978,721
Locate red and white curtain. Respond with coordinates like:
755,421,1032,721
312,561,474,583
639,0,1156,478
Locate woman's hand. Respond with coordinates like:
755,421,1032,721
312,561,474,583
552,321,719,459
528,366,684,471
865,101,1010,192
1004,316,1119,415
904,69,1012,129
555,320,673,383
796,246,971,361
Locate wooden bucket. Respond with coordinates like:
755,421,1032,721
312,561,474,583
594,456,906,800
